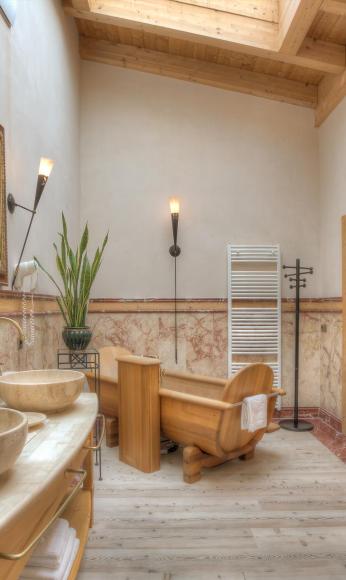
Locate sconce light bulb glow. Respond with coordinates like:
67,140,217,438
38,157,54,178
169,197,180,214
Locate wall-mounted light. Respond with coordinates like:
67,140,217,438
169,197,181,257
169,197,181,364
8,157,54,289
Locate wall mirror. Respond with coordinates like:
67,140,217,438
0,125,8,285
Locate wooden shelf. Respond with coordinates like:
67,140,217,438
63,489,92,580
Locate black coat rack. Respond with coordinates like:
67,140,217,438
279,258,314,432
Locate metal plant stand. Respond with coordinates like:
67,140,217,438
280,259,314,432
57,348,103,479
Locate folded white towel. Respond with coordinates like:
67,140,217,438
21,539,80,580
241,394,267,433
62,539,80,580
26,519,70,569
20,529,77,580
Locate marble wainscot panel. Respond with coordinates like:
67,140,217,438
281,312,321,409
0,313,63,372
320,312,342,419
0,299,342,423
89,309,329,414
91,312,218,376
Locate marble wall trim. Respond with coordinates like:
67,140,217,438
88,298,342,314
0,291,60,316
0,291,342,315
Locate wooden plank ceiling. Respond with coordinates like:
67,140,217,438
63,0,346,125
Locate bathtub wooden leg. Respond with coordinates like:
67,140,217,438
266,421,280,433
184,445,257,482
239,449,255,461
183,446,204,484
105,417,119,447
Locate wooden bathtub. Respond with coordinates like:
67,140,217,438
115,355,283,482
160,363,283,482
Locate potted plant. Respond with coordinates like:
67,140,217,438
35,213,108,350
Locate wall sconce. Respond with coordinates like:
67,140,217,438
169,197,181,364
169,198,181,258
8,157,54,289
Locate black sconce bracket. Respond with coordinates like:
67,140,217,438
169,212,181,257
169,209,181,364
7,193,37,288
7,160,53,290
7,193,36,215
169,244,181,257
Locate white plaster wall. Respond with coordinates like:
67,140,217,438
318,98,346,298
0,0,80,293
80,62,320,299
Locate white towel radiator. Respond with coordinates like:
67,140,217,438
228,244,281,388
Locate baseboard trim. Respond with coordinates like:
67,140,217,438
275,406,342,433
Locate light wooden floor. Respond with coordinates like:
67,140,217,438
78,431,346,580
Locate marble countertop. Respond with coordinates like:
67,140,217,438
0,393,98,532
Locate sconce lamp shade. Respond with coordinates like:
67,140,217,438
38,157,54,178
34,157,54,211
169,197,180,215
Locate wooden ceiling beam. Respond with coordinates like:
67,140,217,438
278,0,324,54
297,37,345,73
80,37,317,108
315,69,346,125
172,0,279,23
70,0,93,10
321,0,346,15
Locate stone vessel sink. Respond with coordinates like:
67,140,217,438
0,408,28,475
0,370,84,413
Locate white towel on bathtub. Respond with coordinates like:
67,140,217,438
241,394,267,432
20,529,79,580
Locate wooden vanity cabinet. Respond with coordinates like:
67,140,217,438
0,393,98,580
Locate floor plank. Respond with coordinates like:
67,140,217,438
78,430,346,579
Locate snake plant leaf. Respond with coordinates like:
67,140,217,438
62,212,68,241
34,256,63,298
56,296,69,326
90,232,108,282
101,232,109,253
58,234,67,269
90,249,100,283
79,223,89,258
54,250,68,295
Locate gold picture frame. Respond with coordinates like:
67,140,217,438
0,125,8,286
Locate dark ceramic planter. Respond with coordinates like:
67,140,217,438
62,326,92,351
